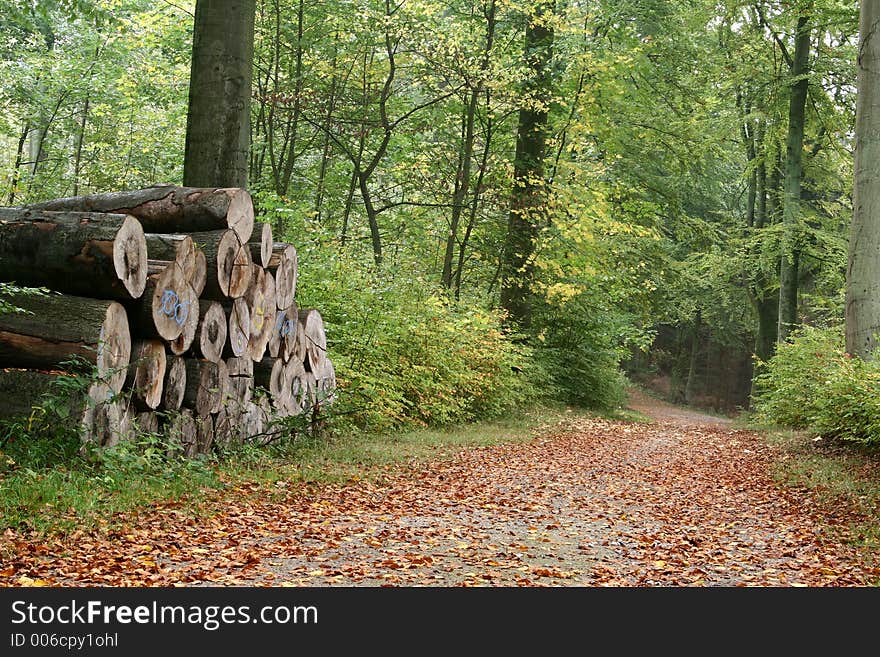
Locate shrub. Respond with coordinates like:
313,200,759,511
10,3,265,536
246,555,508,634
753,325,880,445
281,242,541,432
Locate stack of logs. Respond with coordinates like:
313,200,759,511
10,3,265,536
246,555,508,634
0,184,336,456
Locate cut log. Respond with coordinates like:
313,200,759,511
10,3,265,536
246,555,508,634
165,408,197,458
162,354,187,411
183,358,228,415
144,233,194,275
29,185,254,243
0,208,147,299
213,406,235,447
91,396,133,448
195,414,214,456
0,293,131,392
146,234,206,295
281,358,306,416
312,357,337,406
126,339,166,410
189,229,252,299
134,411,159,435
147,258,172,276
245,266,276,361
269,243,297,309
191,247,207,296
226,355,254,378
267,303,298,360
291,369,313,415
291,315,308,364
254,356,291,410
298,309,327,372
223,297,251,358
226,356,254,418
239,401,265,443
191,301,227,362
168,285,200,356
131,262,197,341
0,370,102,434
248,222,273,268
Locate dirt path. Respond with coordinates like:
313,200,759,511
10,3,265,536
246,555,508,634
3,392,877,586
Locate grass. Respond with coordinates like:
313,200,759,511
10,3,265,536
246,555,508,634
758,424,880,569
0,404,596,538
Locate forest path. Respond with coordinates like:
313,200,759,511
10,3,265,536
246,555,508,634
3,391,877,586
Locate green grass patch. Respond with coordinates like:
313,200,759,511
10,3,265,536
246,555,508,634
764,428,880,567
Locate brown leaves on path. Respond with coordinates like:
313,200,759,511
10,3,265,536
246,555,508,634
2,396,878,587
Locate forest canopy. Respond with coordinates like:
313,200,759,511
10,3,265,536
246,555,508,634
0,0,862,428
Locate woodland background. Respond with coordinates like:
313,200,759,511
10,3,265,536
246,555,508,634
0,0,863,435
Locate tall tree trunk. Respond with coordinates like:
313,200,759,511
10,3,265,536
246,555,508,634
752,153,778,364
72,95,90,196
739,93,757,228
278,0,305,196
500,1,555,327
684,311,702,405
443,0,496,290
443,92,479,288
777,13,811,343
183,0,256,188
314,32,341,222
7,123,29,205
455,109,494,300
846,0,880,359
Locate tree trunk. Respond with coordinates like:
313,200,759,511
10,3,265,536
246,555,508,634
223,297,251,358
268,303,298,360
684,312,701,405
188,229,253,299
268,243,297,309
500,1,555,327
30,185,254,243
126,339,166,410
163,354,187,411
298,309,327,372
192,301,227,363
7,123,29,205
248,222,273,268
183,0,256,188
0,208,147,300
777,14,811,343
132,262,196,341
0,293,131,393
846,0,880,359
183,358,228,416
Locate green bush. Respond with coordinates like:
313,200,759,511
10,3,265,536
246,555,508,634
753,325,880,445
272,230,540,432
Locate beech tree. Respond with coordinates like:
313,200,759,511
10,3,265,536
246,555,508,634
500,1,555,327
183,0,256,188
846,0,880,359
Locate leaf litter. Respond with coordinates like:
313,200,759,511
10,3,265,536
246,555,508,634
2,394,878,587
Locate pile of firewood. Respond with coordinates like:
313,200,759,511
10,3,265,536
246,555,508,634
0,184,335,455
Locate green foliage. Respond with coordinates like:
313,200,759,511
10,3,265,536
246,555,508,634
0,282,48,315
753,325,880,446
0,361,216,534
263,202,538,430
